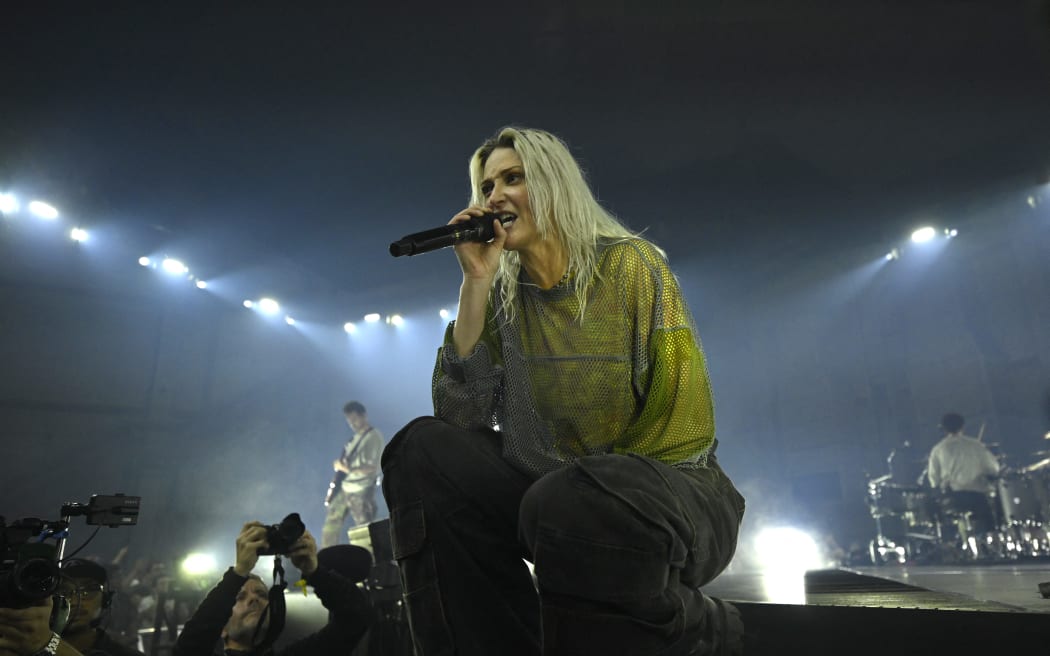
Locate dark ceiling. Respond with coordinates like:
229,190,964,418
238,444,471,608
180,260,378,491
2,1,1049,319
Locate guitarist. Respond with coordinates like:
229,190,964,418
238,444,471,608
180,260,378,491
321,400,385,548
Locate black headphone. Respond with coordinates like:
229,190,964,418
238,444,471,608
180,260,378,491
60,558,114,627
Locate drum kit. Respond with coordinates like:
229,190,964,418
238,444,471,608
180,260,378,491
867,446,1050,565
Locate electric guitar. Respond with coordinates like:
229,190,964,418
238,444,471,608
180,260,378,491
325,427,375,506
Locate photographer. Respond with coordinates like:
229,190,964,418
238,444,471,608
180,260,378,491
0,597,83,656
0,561,141,656
173,521,372,656
55,559,143,656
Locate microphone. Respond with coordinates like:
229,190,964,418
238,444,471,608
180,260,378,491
389,212,516,257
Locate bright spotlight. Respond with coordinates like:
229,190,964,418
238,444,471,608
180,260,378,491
754,527,825,573
161,258,188,275
344,322,357,334
944,228,958,238
70,227,88,242
910,226,936,243
439,308,450,319
364,313,381,323
243,300,254,309
884,248,899,261
388,314,404,326
138,256,151,267
28,200,59,220
0,193,18,214
258,298,280,314
285,316,296,326
181,552,218,577
195,280,208,289
1028,196,1038,209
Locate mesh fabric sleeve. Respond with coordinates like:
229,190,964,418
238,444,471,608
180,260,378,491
432,308,505,431
615,241,716,465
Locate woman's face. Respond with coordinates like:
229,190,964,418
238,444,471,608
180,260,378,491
481,147,538,252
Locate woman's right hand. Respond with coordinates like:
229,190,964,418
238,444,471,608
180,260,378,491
448,206,506,357
449,206,507,283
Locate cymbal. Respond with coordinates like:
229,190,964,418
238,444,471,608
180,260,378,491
1020,457,1050,473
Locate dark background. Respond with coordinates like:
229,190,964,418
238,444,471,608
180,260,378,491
2,1,1049,569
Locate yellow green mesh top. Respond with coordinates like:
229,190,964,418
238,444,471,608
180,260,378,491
433,238,715,479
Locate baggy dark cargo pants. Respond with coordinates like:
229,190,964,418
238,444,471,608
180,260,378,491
381,417,745,656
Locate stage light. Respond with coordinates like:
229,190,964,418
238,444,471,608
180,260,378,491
944,228,958,238
910,226,936,243
1028,196,1038,208
28,200,59,220
258,297,280,314
884,249,899,261
388,314,404,326
138,256,151,267
181,552,218,577
195,280,207,289
162,258,188,275
754,527,824,573
0,193,17,214
364,313,381,323
439,308,450,319
70,227,89,242
243,300,254,309
285,316,296,326
344,322,357,334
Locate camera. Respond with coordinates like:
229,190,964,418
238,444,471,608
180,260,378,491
1,494,141,608
258,513,306,556
0,518,62,607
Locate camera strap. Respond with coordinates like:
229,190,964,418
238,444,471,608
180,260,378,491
250,557,288,652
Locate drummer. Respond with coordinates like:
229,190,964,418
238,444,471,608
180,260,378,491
927,412,1000,534
927,412,1000,494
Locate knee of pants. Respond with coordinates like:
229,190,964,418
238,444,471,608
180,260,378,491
520,457,672,550
381,416,439,469
520,462,675,602
380,416,445,503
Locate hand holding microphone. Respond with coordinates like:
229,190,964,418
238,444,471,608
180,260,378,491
389,209,516,257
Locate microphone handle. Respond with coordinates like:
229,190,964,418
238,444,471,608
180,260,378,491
390,212,515,257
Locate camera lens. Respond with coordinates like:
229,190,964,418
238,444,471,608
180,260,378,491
258,513,305,555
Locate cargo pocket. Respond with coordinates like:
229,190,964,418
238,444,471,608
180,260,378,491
390,500,455,655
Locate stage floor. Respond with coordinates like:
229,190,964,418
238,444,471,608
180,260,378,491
703,561,1050,653
706,560,1050,612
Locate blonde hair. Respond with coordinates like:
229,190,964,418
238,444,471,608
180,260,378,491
468,127,646,323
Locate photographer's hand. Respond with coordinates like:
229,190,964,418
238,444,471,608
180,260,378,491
288,530,319,577
0,597,58,656
234,521,268,577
